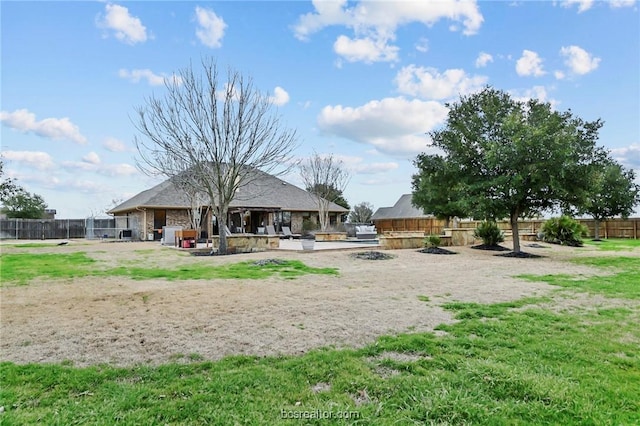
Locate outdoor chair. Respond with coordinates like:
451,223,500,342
265,225,277,236
280,226,301,239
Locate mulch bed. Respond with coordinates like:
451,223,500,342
350,251,395,260
417,247,457,255
471,244,511,251
496,251,543,259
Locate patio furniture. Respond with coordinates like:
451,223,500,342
265,225,277,236
281,226,301,239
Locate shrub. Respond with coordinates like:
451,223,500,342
473,221,505,246
541,215,588,247
424,235,441,248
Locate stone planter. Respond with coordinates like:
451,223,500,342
301,239,315,251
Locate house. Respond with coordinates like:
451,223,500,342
371,194,442,234
108,168,349,241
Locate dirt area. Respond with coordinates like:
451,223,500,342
0,240,621,367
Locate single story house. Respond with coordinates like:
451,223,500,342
371,194,443,234
108,168,349,241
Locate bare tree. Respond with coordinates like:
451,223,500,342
299,152,350,231
134,58,298,254
349,201,374,223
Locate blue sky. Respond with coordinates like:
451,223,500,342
1,0,639,218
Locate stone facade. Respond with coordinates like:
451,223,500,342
209,235,280,253
166,209,190,229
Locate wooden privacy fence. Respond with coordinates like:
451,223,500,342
373,217,640,239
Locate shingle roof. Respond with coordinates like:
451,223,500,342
109,168,349,214
371,194,430,220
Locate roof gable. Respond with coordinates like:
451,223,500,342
109,169,349,214
371,194,430,220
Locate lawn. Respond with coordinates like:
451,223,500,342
0,239,638,424
0,252,337,285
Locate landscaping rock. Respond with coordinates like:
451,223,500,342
350,251,395,260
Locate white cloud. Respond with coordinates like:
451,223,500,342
610,0,636,7
317,97,449,156
415,37,429,53
559,0,594,13
559,45,600,75
82,152,101,165
509,85,559,108
334,35,399,63
327,154,399,175
610,143,640,169
293,1,483,63
554,70,566,80
103,137,128,152
353,162,399,174
1,151,55,170
98,163,139,177
269,86,290,106
195,6,227,48
475,51,493,68
62,159,139,177
516,50,546,77
395,66,488,100
97,3,148,45
118,69,182,86
0,109,87,144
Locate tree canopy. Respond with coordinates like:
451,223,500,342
412,154,469,227
1,189,48,219
579,160,640,239
1,159,20,203
413,87,606,253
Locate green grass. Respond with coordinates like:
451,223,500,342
0,253,338,285
583,238,640,251
1,248,639,424
0,252,97,284
518,256,640,298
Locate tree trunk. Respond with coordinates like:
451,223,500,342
214,205,229,255
510,211,521,253
594,220,601,240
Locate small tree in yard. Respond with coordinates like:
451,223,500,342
300,153,350,231
414,87,606,255
349,201,374,223
579,160,640,240
135,58,298,254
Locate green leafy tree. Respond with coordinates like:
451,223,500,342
307,183,350,211
579,160,640,240
1,189,48,219
417,87,606,254
348,201,374,223
412,154,470,227
1,159,20,202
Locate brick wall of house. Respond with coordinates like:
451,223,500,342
167,209,190,228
